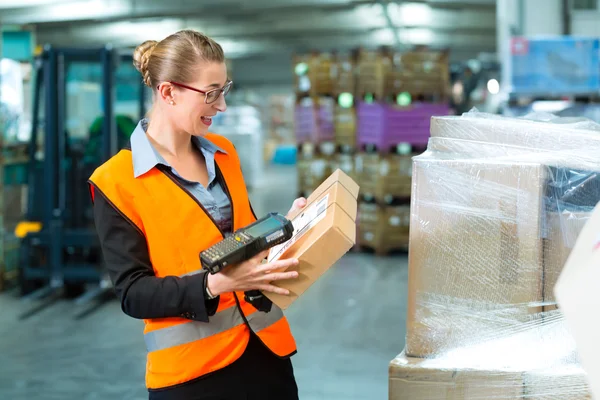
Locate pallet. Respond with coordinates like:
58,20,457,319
383,90,449,104
360,142,427,155
352,243,409,256
297,141,337,157
336,144,358,154
360,193,411,206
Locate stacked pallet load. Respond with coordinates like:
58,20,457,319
390,110,600,399
354,48,452,255
294,52,342,198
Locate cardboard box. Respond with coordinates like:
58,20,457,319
430,115,600,156
357,203,385,248
524,367,592,400
390,352,591,400
542,210,591,312
331,154,356,184
389,352,523,400
297,153,332,195
406,157,547,357
334,106,356,147
266,169,359,309
358,203,410,251
355,153,413,202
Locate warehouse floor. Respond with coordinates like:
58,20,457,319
0,165,408,400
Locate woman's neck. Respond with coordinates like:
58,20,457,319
145,112,193,159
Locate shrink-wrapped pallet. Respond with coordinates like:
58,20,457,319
395,111,600,399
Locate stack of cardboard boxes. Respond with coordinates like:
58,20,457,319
293,53,336,96
390,111,599,399
356,49,391,100
386,51,450,99
293,53,341,197
293,49,452,256
354,151,414,253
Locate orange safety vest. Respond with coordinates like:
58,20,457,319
88,133,297,389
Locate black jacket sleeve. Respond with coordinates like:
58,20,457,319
92,190,219,322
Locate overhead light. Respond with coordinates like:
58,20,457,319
397,92,412,106
531,101,570,113
294,62,309,76
394,3,433,26
399,29,435,45
338,93,354,108
0,0,71,8
487,79,500,95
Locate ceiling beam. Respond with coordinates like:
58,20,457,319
0,0,366,25
35,26,495,58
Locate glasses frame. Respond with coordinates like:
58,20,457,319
157,80,233,104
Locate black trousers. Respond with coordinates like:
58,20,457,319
148,332,299,400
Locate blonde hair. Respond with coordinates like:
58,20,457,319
132,29,225,88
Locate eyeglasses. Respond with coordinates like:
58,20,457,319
158,80,233,104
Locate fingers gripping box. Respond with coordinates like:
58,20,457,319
266,169,360,309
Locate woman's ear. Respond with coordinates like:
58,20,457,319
157,83,176,105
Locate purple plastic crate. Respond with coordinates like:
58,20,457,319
295,104,317,142
294,102,337,143
315,104,335,142
357,101,450,150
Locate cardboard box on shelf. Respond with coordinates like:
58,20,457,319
406,157,547,358
355,153,413,202
297,149,333,195
357,202,385,248
266,169,359,309
357,203,410,251
331,153,356,184
383,205,411,248
334,106,356,147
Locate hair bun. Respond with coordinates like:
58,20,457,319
133,40,158,87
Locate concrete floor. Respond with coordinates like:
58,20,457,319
0,165,408,400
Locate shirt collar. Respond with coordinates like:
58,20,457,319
130,118,227,178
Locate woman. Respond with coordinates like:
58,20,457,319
88,29,305,400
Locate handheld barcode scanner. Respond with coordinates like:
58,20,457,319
200,212,294,275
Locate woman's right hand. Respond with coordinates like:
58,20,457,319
206,250,299,297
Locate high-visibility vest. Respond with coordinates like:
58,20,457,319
88,133,297,389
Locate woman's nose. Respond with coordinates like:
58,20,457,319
213,95,227,112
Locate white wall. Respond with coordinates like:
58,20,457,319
523,0,564,36
571,11,600,36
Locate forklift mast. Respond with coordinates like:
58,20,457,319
18,45,146,319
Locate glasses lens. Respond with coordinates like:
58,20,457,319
206,90,220,104
222,82,232,97
206,82,232,104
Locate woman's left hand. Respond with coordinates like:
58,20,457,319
286,197,307,219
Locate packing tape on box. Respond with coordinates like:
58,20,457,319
400,110,600,398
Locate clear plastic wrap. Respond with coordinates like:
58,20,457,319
395,110,600,399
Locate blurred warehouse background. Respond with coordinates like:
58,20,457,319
1,0,600,399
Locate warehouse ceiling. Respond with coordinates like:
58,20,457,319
0,0,497,61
